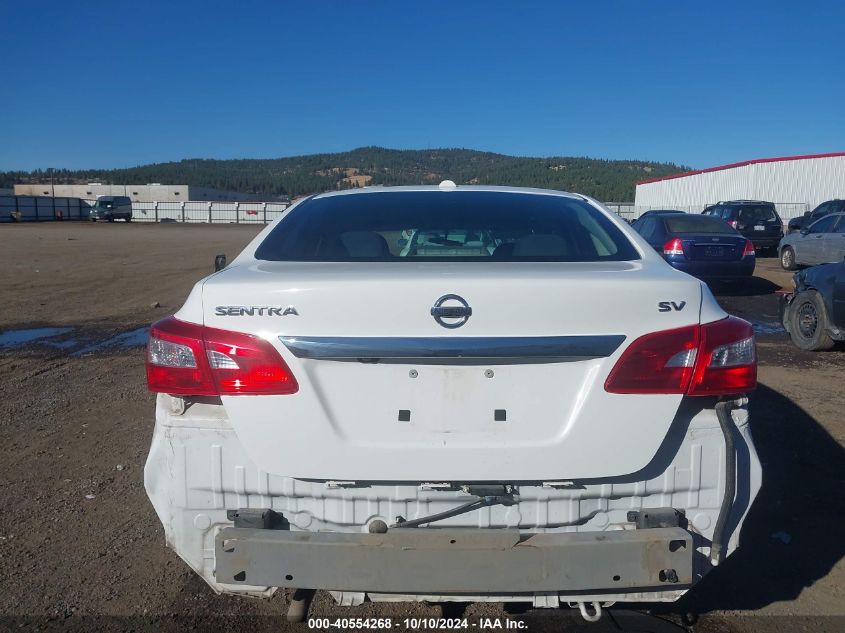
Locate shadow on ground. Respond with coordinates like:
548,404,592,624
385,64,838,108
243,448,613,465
708,275,782,298
676,382,845,613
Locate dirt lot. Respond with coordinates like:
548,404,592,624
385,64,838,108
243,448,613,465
1,222,843,632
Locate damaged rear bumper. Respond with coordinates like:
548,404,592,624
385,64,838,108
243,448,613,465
214,525,693,594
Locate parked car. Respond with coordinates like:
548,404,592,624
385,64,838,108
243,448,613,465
144,185,760,618
630,209,685,228
778,212,845,270
702,200,783,253
632,210,755,282
89,195,132,222
786,199,845,234
781,258,845,350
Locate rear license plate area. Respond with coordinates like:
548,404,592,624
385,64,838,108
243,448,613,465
704,246,725,257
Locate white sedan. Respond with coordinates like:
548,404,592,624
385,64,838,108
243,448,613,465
144,183,760,621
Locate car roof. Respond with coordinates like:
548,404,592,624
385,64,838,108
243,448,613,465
312,184,586,202
718,200,775,205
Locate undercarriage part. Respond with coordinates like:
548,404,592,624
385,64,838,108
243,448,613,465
286,588,314,623
392,492,517,528
226,508,288,530
627,508,686,529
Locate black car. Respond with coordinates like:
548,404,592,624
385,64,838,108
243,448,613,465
786,199,845,234
702,200,783,253
781,259,845,350
632,210,755,282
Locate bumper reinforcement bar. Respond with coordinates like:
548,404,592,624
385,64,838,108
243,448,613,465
215,526,693,594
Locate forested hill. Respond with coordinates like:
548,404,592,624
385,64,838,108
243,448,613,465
1,147,688,202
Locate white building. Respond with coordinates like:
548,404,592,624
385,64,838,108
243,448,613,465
13,182,257,202
634,152,845,219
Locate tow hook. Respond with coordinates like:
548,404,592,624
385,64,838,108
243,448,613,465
575,601,604,622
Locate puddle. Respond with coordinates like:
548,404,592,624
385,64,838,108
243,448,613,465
71,327,149,356
751,320,785,335
0,326,148,354
45,338,81,350
0,327,74,347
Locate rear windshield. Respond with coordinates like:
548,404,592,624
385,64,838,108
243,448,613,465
665,215,735,234
254,191,640,262
736,205,778,222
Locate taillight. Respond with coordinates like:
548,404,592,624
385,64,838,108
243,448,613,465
728,220,738,228
146,316,298,396
742,239,755,257
605,316,756,396
687,317,756,396
663,238,685,256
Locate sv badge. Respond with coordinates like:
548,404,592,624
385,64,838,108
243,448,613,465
658,301,687,312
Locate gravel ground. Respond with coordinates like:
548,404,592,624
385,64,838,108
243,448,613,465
0,222,843,632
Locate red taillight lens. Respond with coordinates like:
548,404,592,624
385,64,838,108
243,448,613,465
605,316,756,396
147,318,215,395
203,326,298,395
146,317,298,396
742,239,755,257
728,220,738,229
663,238,685,256
604,324,699,394
688,316,756,396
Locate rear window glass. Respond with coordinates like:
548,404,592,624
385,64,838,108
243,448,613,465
665,215,735,234
737,205,778,222
255,191,640,262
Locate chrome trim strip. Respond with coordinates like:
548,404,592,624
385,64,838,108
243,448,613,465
280,335,625,361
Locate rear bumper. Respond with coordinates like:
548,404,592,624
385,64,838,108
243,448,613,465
746,236,782,248
215,525,693,594
670,259,755,279
144,395,762,603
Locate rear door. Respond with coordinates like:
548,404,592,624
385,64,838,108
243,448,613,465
827,215,845,262
832,261,845,328
803,215,839,264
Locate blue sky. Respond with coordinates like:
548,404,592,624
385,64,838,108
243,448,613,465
2,0,843,171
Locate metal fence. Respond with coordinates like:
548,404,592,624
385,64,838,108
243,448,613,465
2,195,811,226
130,201,290,224
0,196,290,224
0,195,87,222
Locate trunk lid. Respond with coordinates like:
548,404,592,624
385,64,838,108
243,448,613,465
199,261,704,482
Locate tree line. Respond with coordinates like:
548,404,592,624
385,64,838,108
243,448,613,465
1,147,687,202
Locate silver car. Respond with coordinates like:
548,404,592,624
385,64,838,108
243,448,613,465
779,212,845,270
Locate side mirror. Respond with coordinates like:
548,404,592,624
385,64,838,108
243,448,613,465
214,254,227,271
804,211,811,217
